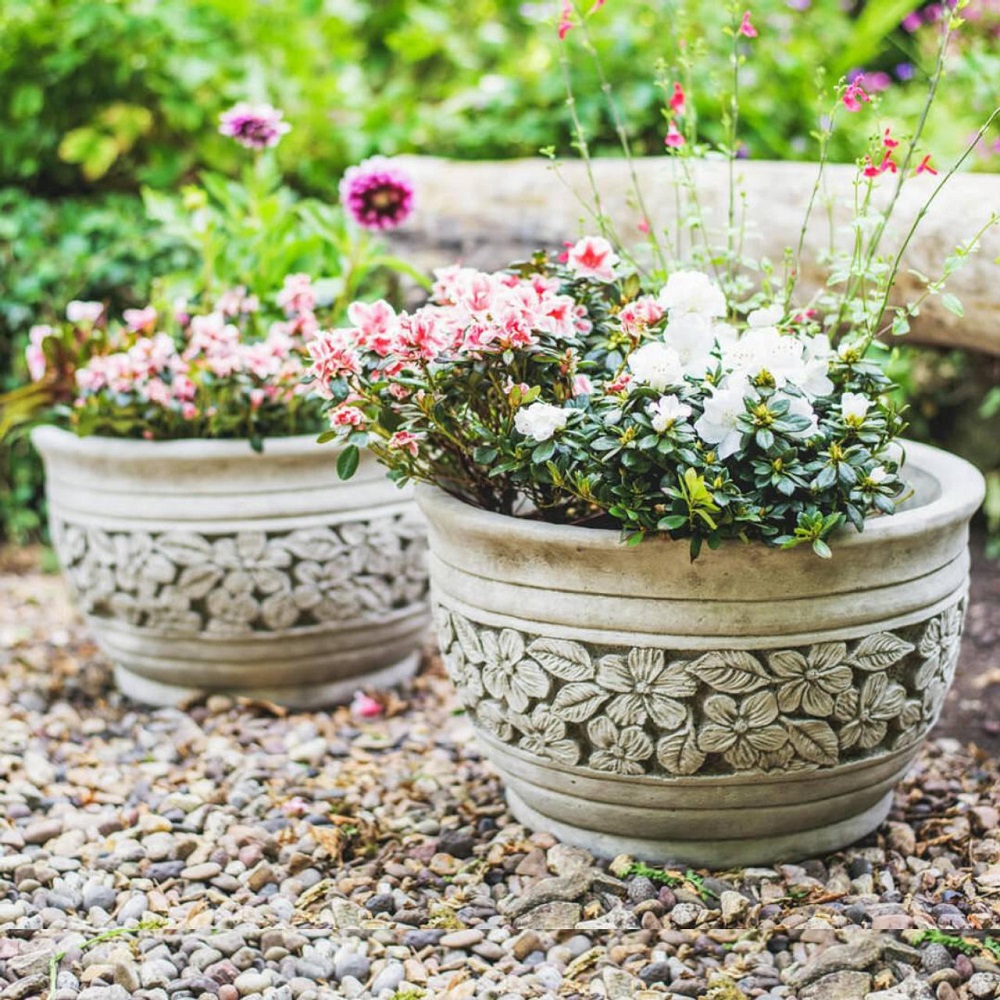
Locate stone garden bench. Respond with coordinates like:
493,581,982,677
391,157,1000,357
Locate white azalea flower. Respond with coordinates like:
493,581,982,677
694,380,753,459
841,391,871,423
747,304,784,327
514,401,569,442
868,465,891,484
662,313,717,377
659,271,727,318
722,328,833,397
647,395,692,433
628,342,684,390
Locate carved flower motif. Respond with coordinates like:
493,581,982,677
596,648,696,729
212,532,293,595
587,717,654,775
441,638,485,709
110,584,201,632
836,673,907,750
510,706,580,765
476,699,514,742
480,628,549,712
915,605,963,690
697,691,787,770
768,643,853,717
293,557,359,621
110,532,176,594
205,570,262,634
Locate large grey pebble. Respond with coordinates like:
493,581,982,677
369,960,404,994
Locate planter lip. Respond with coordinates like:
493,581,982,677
416,438,984,553
30,424,329,461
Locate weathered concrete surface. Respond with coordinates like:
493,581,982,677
391,156,1000,355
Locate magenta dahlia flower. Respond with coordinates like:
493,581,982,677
218,102,291,150
339,157,416,231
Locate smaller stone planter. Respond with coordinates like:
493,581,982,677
32,427,429,707
418,440,984,866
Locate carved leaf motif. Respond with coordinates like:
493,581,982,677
687,650,771,693
452,614,485,665
177,564,225,600
550,682,610,723
656,726,706,776
261,591,302,630
155,532,214,566
845,632,915,671
282,528,346,562
785,719,839,766
526,638,594,681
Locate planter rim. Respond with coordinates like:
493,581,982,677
415,438,984,552
31,424,328,461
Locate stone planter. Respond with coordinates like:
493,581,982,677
33,427,429,708
418,440,984,866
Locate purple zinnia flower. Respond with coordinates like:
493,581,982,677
339,157,416,231
218,102,291,150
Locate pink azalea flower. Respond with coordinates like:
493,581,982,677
218,102,291,150
387,430,420,456
339,156,416,231
330,404,366,428
572,374,594,396
277,273,316,316
123,306,157,332
66,300,103,324
738,10,757,37
351,691,383,719
566,236,619,282
664,121,685,148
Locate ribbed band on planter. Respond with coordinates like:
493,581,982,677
417,440,984,866
32,427,430,708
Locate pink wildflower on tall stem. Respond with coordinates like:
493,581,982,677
218,103,291,150
738,10,757,37
915,154,939,175
339,157,416,231
558,0,574,39
664,121,685,148
842,78,871,112
669,82,686,115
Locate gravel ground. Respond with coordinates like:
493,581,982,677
2,554,1000,1000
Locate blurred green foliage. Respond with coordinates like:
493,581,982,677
3,0,997,197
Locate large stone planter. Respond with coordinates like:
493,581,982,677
33,427,429,708
418,440,984,866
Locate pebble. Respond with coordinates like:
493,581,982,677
1,563,1000,1000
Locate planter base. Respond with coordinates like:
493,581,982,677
505,786,893,868
113,652,421,709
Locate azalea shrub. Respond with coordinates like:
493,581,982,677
0,105,424,452
310,1,997,559
309,246,906,559
16,278,327,447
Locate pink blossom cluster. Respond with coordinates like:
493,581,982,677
69,279,321,424
311,262,592,418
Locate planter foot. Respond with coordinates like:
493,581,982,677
505,786,894,868
113,652,421,710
